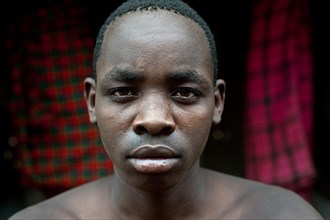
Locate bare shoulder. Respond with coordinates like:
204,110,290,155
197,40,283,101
204,169,324,219
242,181,323,219
8,176,112,220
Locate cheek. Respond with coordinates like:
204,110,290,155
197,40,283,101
176,102,214,129
175,104,214,148
95,105,132,153
96,98,134,131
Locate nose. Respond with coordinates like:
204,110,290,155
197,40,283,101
132,95,176,136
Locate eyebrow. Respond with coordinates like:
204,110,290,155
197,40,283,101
98,68,210,87
167,70,209,86
99,68,142,85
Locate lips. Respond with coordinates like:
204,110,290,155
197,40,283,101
127,145,181,173
129,145,180,158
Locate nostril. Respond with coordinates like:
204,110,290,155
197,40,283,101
162,125,175,135
133,121,175,136
134,124,148,135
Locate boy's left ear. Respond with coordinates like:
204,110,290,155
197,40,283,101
213,79,226,124
84,77,97,123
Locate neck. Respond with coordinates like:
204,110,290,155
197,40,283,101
110,166,208,219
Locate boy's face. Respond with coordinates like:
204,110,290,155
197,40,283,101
85,10,225,191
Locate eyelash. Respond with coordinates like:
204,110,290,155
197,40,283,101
107,87,202,103
107,87,138,102
170,87,202,103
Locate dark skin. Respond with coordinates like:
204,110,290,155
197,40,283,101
82,10,322,219
8,9,323,220
84,10,225,219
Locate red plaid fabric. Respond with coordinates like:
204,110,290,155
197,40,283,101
244,0,316,200
3,1,113,194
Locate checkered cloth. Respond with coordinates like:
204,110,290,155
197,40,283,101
244,0,316,200
3,1,113,194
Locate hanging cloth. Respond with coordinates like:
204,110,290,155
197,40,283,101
244,0,315,200
4,0,113,195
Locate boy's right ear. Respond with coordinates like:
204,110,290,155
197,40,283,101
84,77,97,123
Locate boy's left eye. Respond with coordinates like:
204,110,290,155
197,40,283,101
171,88,202,103
173,88,196,98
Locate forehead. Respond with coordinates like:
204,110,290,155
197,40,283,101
97,10,213,82
107,10,205,40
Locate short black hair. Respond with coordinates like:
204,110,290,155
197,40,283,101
93,0,218,83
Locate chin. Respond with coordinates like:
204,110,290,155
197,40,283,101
133,172,185,193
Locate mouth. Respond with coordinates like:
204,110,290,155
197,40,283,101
127,145,181,174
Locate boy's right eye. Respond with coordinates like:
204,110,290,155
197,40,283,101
107,87,138,102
